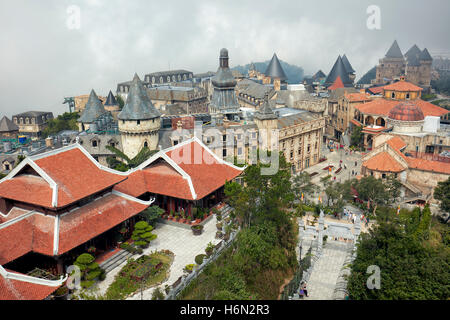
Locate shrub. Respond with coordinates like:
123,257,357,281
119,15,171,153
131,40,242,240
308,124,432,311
184,264,195,273
152,287,165,300
195,254,206,265
216,214,222,222
132,221,157,248
74,253,105,283
191,224,203,231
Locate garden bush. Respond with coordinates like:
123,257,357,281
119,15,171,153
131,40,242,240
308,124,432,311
152,287,165,300
184,264,195,273
74,253,105,284
132,221,157,248
195,254,206,265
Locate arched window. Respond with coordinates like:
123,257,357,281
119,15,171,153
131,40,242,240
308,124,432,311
172,75,176,82
183,74,187,80
160,77,163,83
391,92,395,99
152,77,155,83
167,76,171,82
144,141,148,148
178,75,181,81
406,93,410,99
25,118,29,124
92,140,98,147
137,120,140,125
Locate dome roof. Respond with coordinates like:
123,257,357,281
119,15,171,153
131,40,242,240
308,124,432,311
220,48,228,58
388,102,424,121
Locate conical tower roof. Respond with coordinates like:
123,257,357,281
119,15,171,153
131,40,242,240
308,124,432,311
118,74,160,120
419,48,432,61
342,54,355,74
385,40,404,58
264,53,288,81
254,92,277,120
405,44,421,59
78,89,107,123
313,70,326,80
104,90,117,106
324,56,352,87
0,116,19,133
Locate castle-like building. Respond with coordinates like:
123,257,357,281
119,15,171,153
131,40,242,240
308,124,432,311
374,40,433,91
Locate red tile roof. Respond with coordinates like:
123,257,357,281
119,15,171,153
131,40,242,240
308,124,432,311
0,147,127,209
57,193,148,254
34,148,127,208
386,136,407,151
0,271,59,300
328,76,344,90
388,102,425,121
345,92,371,102
115,139,243,200
407,157,450,175
355,98,449,118
363,151,405,173
383,81,423,92
367,86,384,95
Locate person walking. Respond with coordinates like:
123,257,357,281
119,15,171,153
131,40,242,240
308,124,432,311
302,282,308,297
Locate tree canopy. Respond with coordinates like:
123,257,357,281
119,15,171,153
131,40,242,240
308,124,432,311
347,206,449,300
42,112,79,138
434,177,450,213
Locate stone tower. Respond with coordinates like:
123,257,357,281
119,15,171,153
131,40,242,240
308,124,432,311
210,48,241,120
254,93,278,152
375,40,405,85
118,74,161,159
77,89,107,132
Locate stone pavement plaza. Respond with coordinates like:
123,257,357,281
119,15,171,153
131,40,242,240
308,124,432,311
93,215,219,299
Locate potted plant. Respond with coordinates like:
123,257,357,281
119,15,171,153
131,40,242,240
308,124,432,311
87,246,96,254
191,224,203,235
215,231,223,239
53,286,69,300
179,211,185,223
186,216,192,224
183,264,194,274
216,222,223,230
168,210,174,220
205,242,215,257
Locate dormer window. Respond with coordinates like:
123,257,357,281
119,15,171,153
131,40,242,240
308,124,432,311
406,93,410,99
391,92,395,99
92,140,98,147
144,141,148,147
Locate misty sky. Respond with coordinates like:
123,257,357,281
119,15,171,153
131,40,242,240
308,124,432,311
1,0,449,118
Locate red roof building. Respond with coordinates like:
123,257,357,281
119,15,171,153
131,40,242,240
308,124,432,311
114,137,244,214
0,144,154,299
0,137,243,299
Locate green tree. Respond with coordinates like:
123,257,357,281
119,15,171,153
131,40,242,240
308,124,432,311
139,205,164,227
292,171,317,201
350,126,364,149
42,112,79,138
434,177,450,213
355,176,394,215
116,95,124,109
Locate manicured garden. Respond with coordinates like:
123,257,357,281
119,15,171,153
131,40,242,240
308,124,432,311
104,250,174,300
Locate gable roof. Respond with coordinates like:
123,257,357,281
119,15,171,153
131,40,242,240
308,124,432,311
114,137,244,200
385,40,404,58
118,74,161,120
0,116,19,133
264,53,288,80
78,89,107,123
0,144,128,209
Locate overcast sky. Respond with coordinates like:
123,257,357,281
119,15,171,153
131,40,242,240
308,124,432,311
1,0,449,118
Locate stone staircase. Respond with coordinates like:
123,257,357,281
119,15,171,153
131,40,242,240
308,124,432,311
99,249,134,274
218,203,232,219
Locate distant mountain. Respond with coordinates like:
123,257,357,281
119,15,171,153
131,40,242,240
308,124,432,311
232,60,304,84
357,66,377,84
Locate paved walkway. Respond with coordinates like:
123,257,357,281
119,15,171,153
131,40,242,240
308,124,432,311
303,240,349,300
